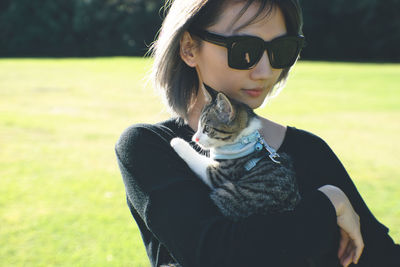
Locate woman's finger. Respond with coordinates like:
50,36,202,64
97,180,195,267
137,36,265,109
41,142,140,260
343,241,356,267
347,221,364,264
338,229,350,259
340,239,354,267
353,234,364,264
340,228,363,266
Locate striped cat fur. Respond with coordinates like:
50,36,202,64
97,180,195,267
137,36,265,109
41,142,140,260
171,87,301,221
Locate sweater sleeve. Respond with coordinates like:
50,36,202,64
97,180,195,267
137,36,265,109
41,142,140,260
115,124,339,267
307,134,400,266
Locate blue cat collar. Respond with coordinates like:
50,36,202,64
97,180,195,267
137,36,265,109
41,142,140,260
210,130,280,165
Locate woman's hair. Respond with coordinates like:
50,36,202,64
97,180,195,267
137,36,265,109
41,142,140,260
149,0,303,120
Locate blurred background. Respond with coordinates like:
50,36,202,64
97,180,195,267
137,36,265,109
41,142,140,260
0,0,399,60
1,0,399,266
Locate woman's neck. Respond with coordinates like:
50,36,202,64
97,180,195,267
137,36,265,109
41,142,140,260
187,92,207,131
258,117,287,151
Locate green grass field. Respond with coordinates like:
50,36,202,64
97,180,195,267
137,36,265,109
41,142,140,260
1,58,399,266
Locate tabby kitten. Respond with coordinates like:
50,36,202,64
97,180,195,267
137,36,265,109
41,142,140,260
171,86,301,220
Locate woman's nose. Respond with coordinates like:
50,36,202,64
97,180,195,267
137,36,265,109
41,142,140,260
250,51,274,80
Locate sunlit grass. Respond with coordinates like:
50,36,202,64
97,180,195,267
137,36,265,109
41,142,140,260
0,58,399,266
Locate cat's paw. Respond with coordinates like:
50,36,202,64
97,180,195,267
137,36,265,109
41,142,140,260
170,137,187,148
170,138,191,153
170,138,194,159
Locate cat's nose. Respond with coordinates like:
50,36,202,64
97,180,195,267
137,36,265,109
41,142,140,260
195,137,200,142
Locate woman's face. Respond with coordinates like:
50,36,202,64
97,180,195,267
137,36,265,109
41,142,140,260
193,3,287,109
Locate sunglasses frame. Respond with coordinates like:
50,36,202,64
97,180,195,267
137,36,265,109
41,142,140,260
189,28,305,70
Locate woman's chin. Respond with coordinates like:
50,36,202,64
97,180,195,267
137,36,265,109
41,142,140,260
244,98,265,109
237,92,268,109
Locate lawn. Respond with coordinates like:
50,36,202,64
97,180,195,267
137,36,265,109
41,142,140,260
0,58,399,266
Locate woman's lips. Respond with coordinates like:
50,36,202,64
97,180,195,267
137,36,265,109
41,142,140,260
242,88,263,98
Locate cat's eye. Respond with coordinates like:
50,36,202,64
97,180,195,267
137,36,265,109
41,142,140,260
203,125,211,133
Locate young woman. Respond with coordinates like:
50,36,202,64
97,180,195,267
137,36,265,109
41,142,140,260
115,0,399,266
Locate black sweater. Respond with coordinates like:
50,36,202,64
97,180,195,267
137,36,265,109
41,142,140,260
115,118,399,267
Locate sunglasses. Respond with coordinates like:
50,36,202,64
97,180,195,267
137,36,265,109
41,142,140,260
189,28,305,70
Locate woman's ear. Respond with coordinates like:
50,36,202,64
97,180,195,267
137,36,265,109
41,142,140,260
180,31,198,67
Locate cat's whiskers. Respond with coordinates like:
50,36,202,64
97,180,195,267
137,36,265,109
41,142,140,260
189,140,210,156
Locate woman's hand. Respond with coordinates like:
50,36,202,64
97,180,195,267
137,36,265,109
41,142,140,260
318,185,364,267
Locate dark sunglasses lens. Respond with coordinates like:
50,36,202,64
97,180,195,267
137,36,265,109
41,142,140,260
269,38,300,68
229,38,263,69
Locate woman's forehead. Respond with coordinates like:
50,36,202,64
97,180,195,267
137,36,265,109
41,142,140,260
207,2,285,37
207,1,279,34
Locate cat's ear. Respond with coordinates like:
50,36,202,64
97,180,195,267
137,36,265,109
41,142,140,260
202,85,212,104
216,93,235,123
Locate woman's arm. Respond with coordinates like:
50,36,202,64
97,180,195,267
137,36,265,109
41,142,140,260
115,124,340,267
318,184,364,266
309,133,400,267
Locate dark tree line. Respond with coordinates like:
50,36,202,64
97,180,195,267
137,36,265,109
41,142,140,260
0,0,399,60
301,0,400,61
0,0,162,57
